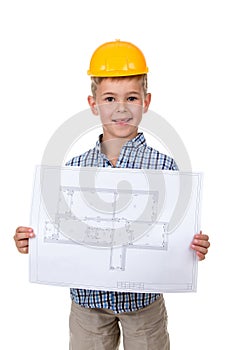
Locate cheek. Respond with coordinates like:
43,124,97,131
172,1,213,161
99,113,112,126
98,106,113,121
128,104,143,119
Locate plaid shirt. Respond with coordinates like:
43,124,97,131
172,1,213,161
66,132,178,313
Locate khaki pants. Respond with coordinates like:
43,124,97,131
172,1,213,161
69,295,169,350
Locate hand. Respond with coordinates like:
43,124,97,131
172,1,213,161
13,226,35,254
191,231,210,261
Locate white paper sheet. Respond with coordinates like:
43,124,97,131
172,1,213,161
29,166,202,293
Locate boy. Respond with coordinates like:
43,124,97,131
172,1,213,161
14,40,210,350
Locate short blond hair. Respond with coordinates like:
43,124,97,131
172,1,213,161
90,74,148,99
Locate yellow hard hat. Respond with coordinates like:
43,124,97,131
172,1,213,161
87,39,149,77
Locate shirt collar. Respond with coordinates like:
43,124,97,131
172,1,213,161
95,132,147,153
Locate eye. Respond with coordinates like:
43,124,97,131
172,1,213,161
104,96,115,102
127,96,138,102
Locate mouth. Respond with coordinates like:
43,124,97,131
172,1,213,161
112,118,133,125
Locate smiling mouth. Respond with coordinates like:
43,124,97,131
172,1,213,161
112,118,133,124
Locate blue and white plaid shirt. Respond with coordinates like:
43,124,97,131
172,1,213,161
66,132,178,313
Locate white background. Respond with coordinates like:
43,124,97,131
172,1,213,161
0,1,232,349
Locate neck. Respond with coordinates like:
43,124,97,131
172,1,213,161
101,137,132,166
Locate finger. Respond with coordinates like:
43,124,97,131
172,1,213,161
196,251,205,261
14,231,34,241
14,228,35,241
194,233,209,242
191,244,208,256
15,239,29,254
192,238,210,249
18,246,29,254
16,226,33,234
16,239,29,249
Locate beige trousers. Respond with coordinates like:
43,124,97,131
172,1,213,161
69,295,170,350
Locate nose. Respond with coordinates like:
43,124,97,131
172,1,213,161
115,101,127,113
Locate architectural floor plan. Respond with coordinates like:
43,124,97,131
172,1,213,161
29,166,202,292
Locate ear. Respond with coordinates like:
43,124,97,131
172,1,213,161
87,95,99,115
143,93,151,113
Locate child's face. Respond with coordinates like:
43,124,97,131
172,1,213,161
88,77,151,142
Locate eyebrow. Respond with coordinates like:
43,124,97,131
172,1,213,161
101,91,141,96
